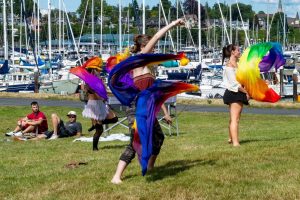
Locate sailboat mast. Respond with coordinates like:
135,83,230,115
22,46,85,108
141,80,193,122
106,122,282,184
236,0,249,46
62,8,64,52
62,0,81,64
23,0,28,51
91,0,94,55
159,0,175,50
142,0,145,34
3,0,8,60
37,0,40,56
127,6,130,47
213,19,216,49
10,0,15,68
158,3,161,52
59,0,61,52
20,4,22,55
100,0,103,55
217,1,230,44
235,20,239,45
198,0,201,62
252,17,255,44
33,1,37,58
48,0,52,62
229,1,232,43
176,0,179,52
119,0,122,52
283,7,286,50
266,12,269,42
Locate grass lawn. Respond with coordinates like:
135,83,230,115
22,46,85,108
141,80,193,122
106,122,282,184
1,106,300,200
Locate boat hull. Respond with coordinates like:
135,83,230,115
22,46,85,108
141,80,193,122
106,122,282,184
0,83,35,92
39,78,80,95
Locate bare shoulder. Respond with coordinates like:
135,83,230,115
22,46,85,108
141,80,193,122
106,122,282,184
133,67,145,77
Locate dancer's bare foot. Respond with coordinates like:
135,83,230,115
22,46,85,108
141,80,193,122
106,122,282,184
228,139,232,144
111,176,122,184
232,143,240,147
147,165,154,172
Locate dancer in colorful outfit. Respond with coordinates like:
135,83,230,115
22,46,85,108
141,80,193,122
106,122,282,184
70,57,118,151
111,19,186,184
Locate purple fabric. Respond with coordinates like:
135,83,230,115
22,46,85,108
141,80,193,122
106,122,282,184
70,67,108,100
108,53,186,106
108,53,199,175
258,43,285,72
135,80,199,175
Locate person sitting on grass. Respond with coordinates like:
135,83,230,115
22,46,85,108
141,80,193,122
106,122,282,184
38,111,82,140
5,101,48,137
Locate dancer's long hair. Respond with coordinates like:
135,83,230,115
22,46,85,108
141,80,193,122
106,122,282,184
131,35,152,53
222,44,237,65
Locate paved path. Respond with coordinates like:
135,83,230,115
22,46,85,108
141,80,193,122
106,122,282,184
0,98,299,116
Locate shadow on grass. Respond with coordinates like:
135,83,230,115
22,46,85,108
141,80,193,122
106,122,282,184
146,159,217,182
240,137,297,144
163,131,188,137
101,144,127,150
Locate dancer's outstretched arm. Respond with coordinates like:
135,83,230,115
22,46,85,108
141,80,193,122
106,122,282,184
141,19,185,54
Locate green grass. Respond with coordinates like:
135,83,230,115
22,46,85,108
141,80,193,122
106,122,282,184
1,106,300,200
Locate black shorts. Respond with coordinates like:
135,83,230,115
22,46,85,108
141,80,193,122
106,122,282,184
57,120,74,137
223,89,249,105
44,120,72,139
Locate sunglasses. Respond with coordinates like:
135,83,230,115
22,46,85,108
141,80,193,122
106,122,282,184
68,115,76,118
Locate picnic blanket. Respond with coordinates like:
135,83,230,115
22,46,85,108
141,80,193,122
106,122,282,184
73,133,130,142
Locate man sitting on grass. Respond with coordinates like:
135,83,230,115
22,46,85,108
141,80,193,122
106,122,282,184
38,111,82,140
5,101,48,138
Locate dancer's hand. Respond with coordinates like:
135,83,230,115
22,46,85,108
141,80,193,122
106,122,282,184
163,114,172,124
172,19,185,26
246,93,250,100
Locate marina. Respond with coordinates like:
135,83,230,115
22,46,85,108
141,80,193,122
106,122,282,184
2,1,300,199
0,0,300,101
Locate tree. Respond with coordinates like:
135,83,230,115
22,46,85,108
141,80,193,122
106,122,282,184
183,0,206,22
130,0,141,28
231,3,255,27
160,0,172,13
270,12,288,42
183,0,197,15
209,3,228,20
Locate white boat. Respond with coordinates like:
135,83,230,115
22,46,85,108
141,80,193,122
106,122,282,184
0,72,35,92
39,69,80,94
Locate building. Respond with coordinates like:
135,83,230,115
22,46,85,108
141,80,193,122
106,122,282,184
288,12,300,28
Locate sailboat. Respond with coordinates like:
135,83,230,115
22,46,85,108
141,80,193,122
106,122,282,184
0,0,37,92
39,0,80,95
0,0,10,74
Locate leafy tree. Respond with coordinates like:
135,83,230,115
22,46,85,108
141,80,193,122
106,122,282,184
231,3,255,28
160,0,172,13
209,3,228,20
183,0,206,22
269,12,288,42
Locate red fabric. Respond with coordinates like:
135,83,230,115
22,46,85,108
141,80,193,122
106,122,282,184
133,74,155,91
26,111,48,134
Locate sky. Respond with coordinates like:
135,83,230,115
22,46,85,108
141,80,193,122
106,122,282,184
39,0,300,18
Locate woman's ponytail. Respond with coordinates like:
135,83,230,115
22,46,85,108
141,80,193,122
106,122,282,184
222,44,236,65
